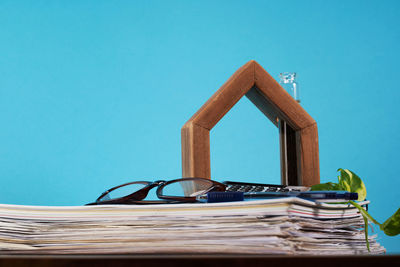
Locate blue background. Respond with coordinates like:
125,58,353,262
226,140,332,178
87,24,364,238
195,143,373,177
0,0,399,253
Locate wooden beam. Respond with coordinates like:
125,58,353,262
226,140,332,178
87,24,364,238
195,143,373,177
187,60,255,130
298,123,320,186
181,122,210,178
181,60,320,186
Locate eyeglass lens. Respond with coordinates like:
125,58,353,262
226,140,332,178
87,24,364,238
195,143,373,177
160,179,215,197
98,182,149,202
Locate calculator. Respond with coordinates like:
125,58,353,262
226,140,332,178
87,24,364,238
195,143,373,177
222,181,309,193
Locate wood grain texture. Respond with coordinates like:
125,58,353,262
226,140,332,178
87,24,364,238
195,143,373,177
298,123,320,186
181,122,210,178
181,60,320,185
186,60,255,130
1,255,399,267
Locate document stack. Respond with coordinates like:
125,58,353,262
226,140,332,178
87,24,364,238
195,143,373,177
0,198,385,255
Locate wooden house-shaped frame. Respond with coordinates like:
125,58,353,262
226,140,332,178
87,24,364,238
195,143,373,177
181,60,320,186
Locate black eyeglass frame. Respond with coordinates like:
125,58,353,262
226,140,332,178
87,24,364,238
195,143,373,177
87,177,226,205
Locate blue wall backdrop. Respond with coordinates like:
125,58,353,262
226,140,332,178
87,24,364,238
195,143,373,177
0,0,399,253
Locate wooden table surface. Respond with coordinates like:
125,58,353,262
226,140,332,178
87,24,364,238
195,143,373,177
0,254,399,267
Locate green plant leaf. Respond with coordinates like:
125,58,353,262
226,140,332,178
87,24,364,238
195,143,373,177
337,169,367,201
310,182,342,191
338,169,351,191
314,168,399,251
380,208,400,236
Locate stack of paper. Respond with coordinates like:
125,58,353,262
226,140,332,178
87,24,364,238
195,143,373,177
0,198,385,255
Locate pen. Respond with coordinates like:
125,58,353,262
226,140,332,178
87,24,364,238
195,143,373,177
244,191,358,200
196,191,358,203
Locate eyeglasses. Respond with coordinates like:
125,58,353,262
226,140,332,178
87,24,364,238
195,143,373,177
86,177,226,205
